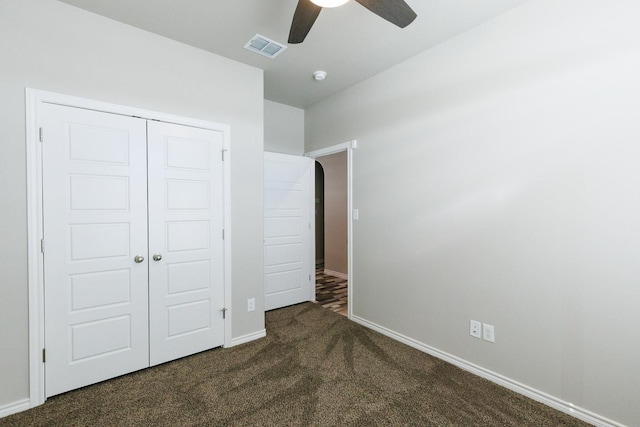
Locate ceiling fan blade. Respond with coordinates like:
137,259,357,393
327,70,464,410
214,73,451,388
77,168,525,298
355,0,417,28
288,0,323,44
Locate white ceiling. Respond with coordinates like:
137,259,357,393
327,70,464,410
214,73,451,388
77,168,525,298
58,0,529,109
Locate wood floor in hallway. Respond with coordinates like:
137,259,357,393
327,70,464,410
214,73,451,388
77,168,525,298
315,265,348,316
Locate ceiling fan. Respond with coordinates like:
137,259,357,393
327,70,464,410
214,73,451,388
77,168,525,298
288,0,417,44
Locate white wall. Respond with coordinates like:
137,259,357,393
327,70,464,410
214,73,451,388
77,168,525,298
316,152,348,275
305,1,640,425
264,100,304,155
0,0,264,411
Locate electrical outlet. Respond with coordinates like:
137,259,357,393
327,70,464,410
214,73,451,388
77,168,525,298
482,323,495,343
470,320,481,338
247,298,255,312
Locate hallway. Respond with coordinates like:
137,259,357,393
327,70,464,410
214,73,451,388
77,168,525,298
315,265,347,316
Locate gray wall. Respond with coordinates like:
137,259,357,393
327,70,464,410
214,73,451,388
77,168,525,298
305,0,640,425
264,100,304,155
0,0,264,410
316,153,348,275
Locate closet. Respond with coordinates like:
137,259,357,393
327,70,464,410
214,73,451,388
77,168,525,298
41,103,225,397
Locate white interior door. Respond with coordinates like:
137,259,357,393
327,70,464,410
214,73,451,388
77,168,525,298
43,104,149,396
264,152,313,310
147,121,225,366
42,104,227,396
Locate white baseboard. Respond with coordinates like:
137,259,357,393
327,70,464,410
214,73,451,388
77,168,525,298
0,398,30,419
350,315,623,427
323,268,348,280
228,329,266,347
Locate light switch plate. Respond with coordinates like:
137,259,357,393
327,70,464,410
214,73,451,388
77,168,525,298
483,323,495,343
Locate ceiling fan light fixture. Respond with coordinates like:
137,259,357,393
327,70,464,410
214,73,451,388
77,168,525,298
289,0,416,44
309,0,349,8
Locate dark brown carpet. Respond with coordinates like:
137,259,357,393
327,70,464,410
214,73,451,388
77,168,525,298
2,303,589,426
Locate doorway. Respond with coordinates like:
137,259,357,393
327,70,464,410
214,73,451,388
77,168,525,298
314,154,348,316
306,141,355,318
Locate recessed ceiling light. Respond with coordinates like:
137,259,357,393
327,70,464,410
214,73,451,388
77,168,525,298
313,71,327,81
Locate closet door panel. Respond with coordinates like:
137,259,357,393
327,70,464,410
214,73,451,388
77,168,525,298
42,104,150,397
147,121,225,366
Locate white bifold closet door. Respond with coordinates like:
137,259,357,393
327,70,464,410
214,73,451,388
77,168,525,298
42,103,224,397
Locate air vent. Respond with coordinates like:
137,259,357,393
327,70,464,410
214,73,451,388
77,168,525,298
244,34,287,59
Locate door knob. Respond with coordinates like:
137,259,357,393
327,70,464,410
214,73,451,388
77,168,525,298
152,253,163,261
134,255,145,263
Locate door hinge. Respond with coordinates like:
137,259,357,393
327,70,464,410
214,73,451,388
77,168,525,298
40,239,45,253
222,229,225,240
222,149,226,161
221,308,227,319
42,348,46,363
309,274,312,282
39,127,43,143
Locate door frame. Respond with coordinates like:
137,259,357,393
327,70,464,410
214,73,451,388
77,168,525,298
305,141,356,319
25,88,233,407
